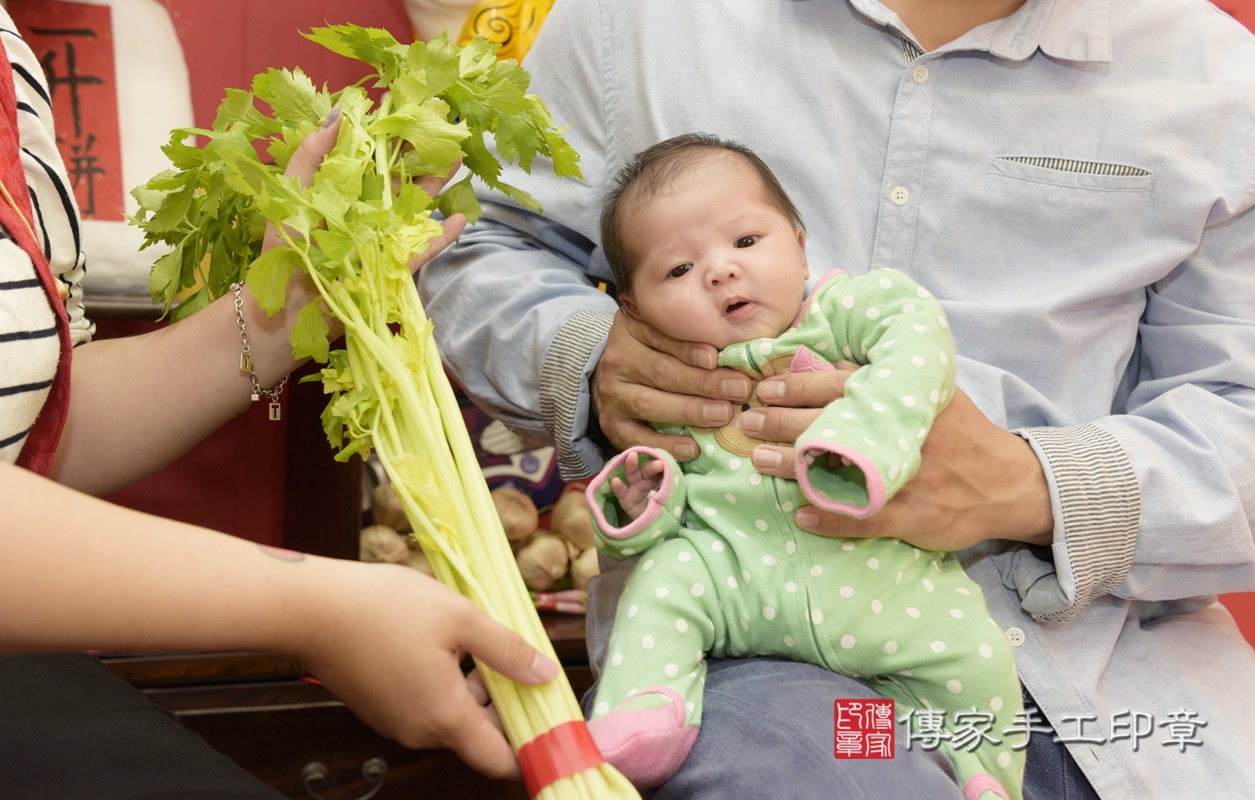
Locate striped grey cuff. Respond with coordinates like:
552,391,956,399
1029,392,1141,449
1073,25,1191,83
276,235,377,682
1019,423,1140,623
540,309,616,480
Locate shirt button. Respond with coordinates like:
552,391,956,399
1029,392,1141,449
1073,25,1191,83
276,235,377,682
890,186,910,205
1006,627,1026,647
912,65,929,84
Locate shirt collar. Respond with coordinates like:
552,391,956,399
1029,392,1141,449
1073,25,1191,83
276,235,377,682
847,0,1112,64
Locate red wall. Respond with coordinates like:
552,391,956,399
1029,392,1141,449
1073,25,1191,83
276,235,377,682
1216,0,1255,30
156,0,413,131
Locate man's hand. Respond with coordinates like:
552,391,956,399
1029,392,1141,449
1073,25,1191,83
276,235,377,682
741,367,1054,550
592,311,752,460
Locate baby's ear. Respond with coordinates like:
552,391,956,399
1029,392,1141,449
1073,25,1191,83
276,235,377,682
619,293,640,319
797,228,809,280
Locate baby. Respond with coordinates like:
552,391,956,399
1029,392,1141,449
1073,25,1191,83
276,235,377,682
583,133,1024,799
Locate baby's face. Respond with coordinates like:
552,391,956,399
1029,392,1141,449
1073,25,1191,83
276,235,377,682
620,156,809,350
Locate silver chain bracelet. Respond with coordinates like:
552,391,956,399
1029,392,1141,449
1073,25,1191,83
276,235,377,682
231,282,288,421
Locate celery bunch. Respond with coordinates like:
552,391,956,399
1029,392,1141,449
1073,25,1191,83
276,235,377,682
130,25,637,799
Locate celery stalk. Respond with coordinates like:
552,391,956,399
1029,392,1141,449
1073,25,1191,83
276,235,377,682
132,24,637,799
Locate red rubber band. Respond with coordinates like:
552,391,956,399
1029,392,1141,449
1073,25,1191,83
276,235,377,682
517,719,606,797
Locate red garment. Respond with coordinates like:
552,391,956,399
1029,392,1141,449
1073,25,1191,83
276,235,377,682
0,40,73,475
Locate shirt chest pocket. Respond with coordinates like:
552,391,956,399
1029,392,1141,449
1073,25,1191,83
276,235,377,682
987,156,1153,193
978,153,1176,277
911,152,1171,310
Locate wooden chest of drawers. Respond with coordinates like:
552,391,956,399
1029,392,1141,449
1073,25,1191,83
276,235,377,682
101,615,593,800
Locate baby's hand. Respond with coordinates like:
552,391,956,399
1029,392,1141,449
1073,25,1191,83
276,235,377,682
610,453,665,521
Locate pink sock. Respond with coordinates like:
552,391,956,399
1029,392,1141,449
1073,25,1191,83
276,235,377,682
587,688,699,788
963,772,1011,800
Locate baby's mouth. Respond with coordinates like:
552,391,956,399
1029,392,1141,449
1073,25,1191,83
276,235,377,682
717,297,753,320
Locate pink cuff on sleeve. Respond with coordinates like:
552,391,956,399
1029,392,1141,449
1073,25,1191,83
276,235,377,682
794,439,886,519
585,446,675,539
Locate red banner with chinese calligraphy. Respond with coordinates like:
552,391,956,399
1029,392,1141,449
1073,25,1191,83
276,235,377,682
11,2,124,222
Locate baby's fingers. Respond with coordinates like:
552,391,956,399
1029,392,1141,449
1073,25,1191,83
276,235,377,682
642,458,665,481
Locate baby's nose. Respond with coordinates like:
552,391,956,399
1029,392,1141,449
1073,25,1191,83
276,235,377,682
707,261,740,286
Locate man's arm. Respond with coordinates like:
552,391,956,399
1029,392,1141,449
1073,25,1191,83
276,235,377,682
421,200,619,478
1069,193,1255,602
419,0,622,479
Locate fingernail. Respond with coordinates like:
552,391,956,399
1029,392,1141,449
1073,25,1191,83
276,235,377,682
739,411,764,433
796,509,818,531
722,378,752,402
752,446,782,469
703,402,732,425
321,103,342,128
692,348,717,370
757,380,784,401
530,653,559,682
676,441,699,460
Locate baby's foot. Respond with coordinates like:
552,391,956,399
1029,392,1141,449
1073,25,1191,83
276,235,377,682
587,687,698,788
963,773,1012,800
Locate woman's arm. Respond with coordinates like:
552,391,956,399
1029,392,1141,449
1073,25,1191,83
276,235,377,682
1,459,557,778
49,118,465,495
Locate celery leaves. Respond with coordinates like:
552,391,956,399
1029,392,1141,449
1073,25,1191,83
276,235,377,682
129,26,581,329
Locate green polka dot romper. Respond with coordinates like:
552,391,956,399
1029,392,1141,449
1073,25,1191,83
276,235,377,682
586,269,1025,798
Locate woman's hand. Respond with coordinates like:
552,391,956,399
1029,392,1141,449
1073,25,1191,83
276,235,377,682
299,560,558,780
244,110,467,368
741,366,1054,550
270,110,467,272
592,311,753,460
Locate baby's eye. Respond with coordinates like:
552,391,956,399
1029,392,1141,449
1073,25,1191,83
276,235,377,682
735,235,758,248
668,264,693,278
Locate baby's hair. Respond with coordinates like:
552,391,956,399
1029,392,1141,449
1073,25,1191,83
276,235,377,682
601,133,804,300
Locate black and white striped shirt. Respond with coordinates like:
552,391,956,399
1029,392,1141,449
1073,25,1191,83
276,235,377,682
0,11,93,465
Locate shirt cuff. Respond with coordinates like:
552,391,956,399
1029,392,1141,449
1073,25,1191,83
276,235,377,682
1017,422,1140,622
540,309,616,480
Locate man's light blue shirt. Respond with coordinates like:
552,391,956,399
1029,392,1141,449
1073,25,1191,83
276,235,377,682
421,0,1255,795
